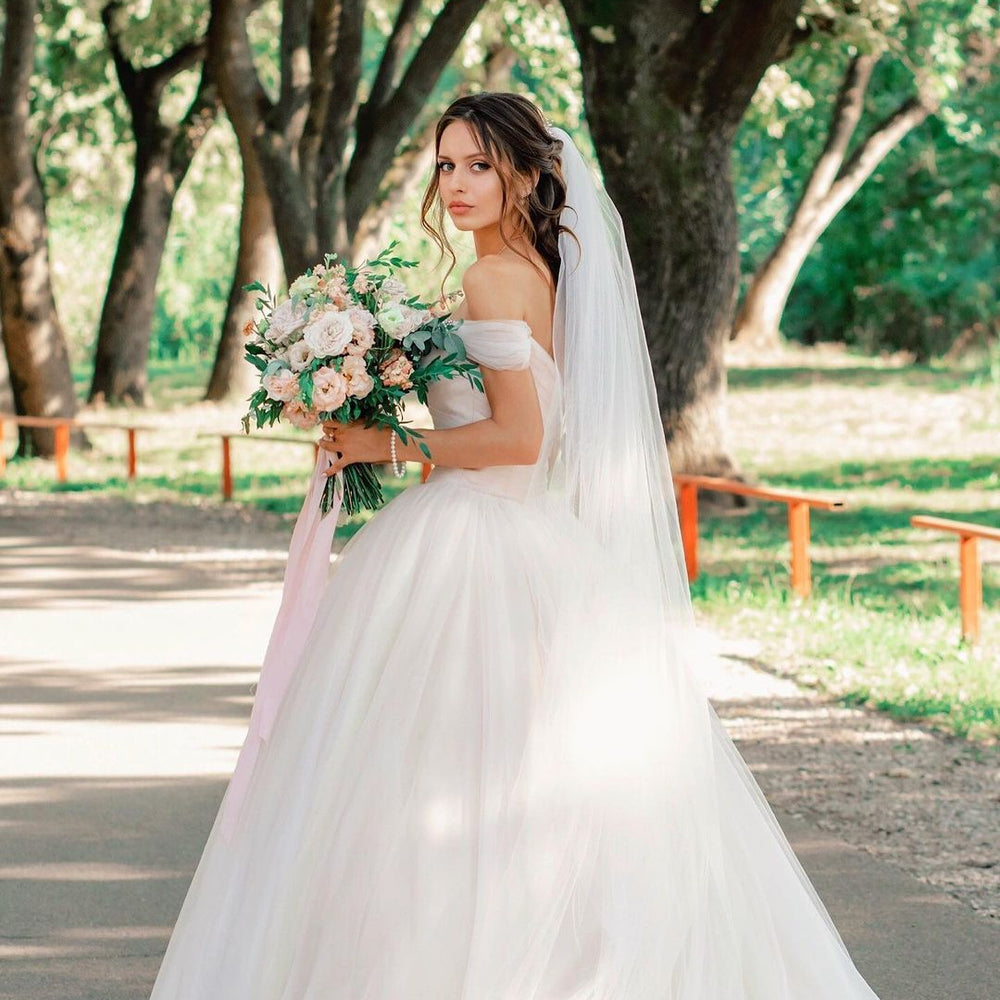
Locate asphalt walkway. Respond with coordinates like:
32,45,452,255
0,532,997,1000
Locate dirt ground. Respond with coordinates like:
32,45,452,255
2,487,997,923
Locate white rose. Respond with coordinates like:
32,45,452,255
302,307,355,358
287,339,315,372
268,299,308,345
379,276,408,303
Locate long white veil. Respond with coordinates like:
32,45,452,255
542,126,693,626
526,124,882,998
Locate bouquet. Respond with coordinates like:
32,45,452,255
241,241,481,516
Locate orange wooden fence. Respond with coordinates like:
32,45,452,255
672,474,847,599
198,432,321,501
911,515,1000,644
0,413,155,482
6,418,990,639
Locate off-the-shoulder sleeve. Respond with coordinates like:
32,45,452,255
455,319,532,371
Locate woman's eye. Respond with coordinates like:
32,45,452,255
471,161,490,171
436,161,453,172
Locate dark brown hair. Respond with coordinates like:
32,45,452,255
420,92,576,303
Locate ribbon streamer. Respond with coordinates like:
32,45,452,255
220,447,342,841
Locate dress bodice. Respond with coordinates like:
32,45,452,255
423,319,560,502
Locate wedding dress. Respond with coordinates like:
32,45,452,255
148,129,882,999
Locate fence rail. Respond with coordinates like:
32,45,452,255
672,473,846,599
911,515,1000,644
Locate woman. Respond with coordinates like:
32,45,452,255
149,93,882,999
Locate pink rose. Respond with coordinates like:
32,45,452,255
379,348,414,390
283,398,319,429
348,306,375,334
263,369,300,402
346,324,375,357
312,366,349,411
340,354,374,399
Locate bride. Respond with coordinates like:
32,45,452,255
149,93,882,999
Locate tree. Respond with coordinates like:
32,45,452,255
733,1,998,350
88,1,220,406
560,0,805,474
211,0,491,281
203,125,283,402
0,0,78,456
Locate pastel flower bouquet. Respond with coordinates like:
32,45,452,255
241,241,481,516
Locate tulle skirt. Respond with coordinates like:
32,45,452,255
149,474,880,999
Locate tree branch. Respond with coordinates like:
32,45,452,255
104,0,208,113
101,1,139,108
688,0,804,129
208,0,272,142
345,0,488,225
319,0,364,182
797,53,877,209
145,37,208,92
168,58,221,186
273,0,313,141
300,0,343,187
356,0,422,143
828,94,930,207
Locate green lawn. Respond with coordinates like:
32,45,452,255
5,344,999,739
697,344,999,741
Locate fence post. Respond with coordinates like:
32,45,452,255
54,422,70,483
788,500,811,598
221,436,233,500
127,427,138,480
958,534,981,643
678,481,699,582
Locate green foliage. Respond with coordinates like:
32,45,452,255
736,0,999,358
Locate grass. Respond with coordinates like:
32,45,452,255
693,342,1000,741
5,342,1000,739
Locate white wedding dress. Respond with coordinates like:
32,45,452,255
149,318,881,1000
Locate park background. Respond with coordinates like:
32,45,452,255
0,2,998,994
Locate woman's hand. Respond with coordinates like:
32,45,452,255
318,420,390,478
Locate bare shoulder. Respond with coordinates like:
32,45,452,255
460,255,528,322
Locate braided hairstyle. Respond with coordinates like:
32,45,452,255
420,92,577,303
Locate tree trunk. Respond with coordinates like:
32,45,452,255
88,4,217,406
0,0,77,457
204,137,283,402
89,144,177,406
562,0,804,474
732,53,936,349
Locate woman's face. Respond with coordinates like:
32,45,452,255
436,120,510,233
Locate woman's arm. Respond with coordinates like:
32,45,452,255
318,257,543,477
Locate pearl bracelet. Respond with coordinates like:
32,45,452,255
389,429,405,478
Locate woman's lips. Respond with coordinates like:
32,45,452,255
449,204,473,214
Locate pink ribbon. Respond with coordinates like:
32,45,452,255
220,448,342,841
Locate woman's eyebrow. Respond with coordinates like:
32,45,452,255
437,151,490,160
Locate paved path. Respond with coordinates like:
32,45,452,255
0,532,997,1000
